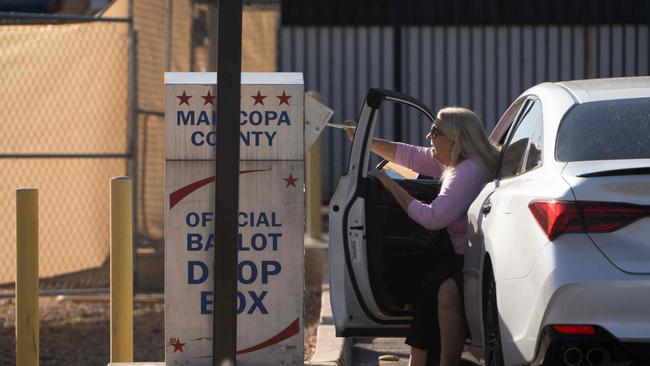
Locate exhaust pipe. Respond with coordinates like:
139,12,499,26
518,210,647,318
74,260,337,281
563,347,583,366
586,347,608,366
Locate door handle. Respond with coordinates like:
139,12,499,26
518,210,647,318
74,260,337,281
481,200,492,215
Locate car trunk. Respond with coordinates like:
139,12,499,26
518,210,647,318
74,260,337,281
562,160,650,274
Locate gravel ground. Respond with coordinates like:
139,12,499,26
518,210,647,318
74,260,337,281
0,296,164,365
0,286,321,365
0,248,325,365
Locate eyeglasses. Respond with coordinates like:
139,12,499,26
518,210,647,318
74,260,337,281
427,123,443,140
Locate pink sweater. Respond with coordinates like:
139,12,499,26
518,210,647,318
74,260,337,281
395,143,491,254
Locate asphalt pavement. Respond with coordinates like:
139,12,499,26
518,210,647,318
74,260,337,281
351,337,483,366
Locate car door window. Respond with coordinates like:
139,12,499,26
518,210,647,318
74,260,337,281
491,97,527,145
364,102,433,180
499,99,543,178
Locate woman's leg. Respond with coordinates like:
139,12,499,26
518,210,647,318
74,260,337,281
409,346,427,366
437,278,465,366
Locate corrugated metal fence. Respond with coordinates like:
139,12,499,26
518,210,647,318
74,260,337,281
280,25,650,199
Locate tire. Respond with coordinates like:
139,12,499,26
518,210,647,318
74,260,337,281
483,265,505,366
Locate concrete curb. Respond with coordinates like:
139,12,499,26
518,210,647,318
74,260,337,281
308,285,352,366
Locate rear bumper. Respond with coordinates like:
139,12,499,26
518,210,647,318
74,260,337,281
496,236,650,365
542,280,650,342
532,325,650,365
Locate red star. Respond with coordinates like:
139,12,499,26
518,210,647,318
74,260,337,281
277,91,291,106
251,91,266,105
283,174,298,188
171,338,186,353
202,90,215,105
177,91,191,106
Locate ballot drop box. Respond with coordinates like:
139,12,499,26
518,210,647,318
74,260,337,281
164,73,331,366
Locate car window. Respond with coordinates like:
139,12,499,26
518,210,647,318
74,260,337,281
491,97,527,145
556,97,650,162
499,99,543,178
364,100,433,180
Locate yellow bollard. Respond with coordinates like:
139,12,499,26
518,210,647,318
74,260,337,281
110,177,133,362
16,188,39,366
307,136,323,239
306,90,323,240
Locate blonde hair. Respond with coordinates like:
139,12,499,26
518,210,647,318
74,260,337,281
436,107,500,177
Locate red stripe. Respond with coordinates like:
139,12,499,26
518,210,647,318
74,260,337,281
169,169,268,209
236,318,300,355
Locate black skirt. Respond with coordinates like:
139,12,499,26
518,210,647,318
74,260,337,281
404,231,464,365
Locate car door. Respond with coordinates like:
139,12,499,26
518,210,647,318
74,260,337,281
464,96,527,351
328,89,446,336
476,97,550,282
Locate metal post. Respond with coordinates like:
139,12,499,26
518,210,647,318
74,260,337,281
208,1,219,71
306,91,323,240
167,0,173,71
392,0,403,141
213,1,242,365
16,188,39,366
127,0,139,289
110,177,133,363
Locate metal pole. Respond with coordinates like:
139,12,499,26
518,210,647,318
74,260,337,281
392,0,403,141
110,177,133,363
127,0,139,288
0,288,109,299
0,11,130,22
167,0,173,71
16,188,39,366
306,91,323,240
208,1,219,71
213,0,242,365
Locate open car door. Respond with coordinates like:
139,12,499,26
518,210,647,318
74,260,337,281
329,89,447,336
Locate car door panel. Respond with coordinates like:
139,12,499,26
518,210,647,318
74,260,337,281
364,176,443,315
329,89,447,335
341,174,445,324
464,96,529,349
465,181,496,350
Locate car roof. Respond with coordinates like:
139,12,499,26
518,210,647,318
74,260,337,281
554,76,650,103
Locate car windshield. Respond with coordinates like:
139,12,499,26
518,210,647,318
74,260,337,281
556,97,650,162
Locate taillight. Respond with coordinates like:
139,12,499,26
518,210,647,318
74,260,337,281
529,200,649,241
552,325,596,335
528,201,584,240
580,202,648,232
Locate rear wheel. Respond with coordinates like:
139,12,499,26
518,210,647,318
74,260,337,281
483,265,505,366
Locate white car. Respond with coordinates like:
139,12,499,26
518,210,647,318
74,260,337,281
328,78,650,366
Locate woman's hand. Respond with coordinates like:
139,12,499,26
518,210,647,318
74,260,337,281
341,120,400,163
368,169,391,186
342,120,357,141
368,169,414,213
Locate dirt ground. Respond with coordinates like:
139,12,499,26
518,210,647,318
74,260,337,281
0,248,325,365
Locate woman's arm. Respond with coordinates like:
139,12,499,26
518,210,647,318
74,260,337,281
394,144,445,178
368,170,414,212
407,161,484,230
343,121,443,176
344,124,398,162
372,160,485,230
369,137,398,162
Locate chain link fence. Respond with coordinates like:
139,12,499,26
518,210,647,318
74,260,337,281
0,14,133,294
133,0,279,253
0,1,280,295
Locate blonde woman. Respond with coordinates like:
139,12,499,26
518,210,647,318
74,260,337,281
348,107,499,366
